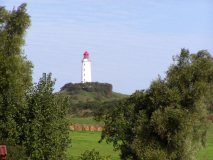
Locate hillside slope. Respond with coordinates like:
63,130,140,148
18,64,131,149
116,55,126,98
59,82,129,117
60,89,129,104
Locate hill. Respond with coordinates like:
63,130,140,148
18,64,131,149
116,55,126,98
59,82,129,117
60,82,129,103
60,89,128,104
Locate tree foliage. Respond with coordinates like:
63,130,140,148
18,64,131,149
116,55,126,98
0,2,33,148
24,73,71,159
78,149,111,160
0,4,70,159
61,82,113,96
95,49,213,160
69,99,121,118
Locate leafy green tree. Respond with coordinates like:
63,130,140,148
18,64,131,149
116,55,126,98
0,4,71,159
0,3,32,155
95,49,213,160
24,73,71,159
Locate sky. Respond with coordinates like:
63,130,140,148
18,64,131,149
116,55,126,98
2,0,213,95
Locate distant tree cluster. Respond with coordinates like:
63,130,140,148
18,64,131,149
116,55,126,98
69,99,121,118
61,82,113,96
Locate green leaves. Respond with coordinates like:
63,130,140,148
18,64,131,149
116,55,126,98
78,149,111,160
25,73,71,159
95,49,213,160
0,4,70,159
0,4,33,159
0,2,32,143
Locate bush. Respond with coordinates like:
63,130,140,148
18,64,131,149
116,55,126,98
60,82,113,96
207,114,213,123
78,149,111,160
95,49,213,160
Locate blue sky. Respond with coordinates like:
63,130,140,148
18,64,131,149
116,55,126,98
2,0,213,95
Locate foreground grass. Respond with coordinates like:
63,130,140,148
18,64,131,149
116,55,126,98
67,131,120,160
67,118,212,160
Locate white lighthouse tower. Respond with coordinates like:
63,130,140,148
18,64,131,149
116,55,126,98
81,51,92,83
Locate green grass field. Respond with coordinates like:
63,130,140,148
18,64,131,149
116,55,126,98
67,131,120,160
67,119,213,160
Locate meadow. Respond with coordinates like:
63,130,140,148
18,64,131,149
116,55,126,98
67,118,213,160
66,131,120,160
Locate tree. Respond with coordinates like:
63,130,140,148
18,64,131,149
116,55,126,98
0,3,33,158
23,73,71,159
0,4,71,159
95,49,213,160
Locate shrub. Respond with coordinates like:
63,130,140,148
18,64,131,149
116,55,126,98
78,149,111,160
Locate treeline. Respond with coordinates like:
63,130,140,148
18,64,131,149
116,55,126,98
68,99,121,117
61,82,113,96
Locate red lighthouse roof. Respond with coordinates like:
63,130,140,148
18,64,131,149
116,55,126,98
83,51,89,55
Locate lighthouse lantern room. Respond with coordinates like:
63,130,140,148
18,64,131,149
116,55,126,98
81,51,91,83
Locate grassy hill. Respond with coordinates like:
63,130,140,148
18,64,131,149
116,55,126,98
60,89,129,104
59,82,129,118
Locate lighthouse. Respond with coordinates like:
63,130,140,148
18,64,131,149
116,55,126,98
81,51,92,83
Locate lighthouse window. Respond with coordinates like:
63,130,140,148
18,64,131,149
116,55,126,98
84,69,85,71
84,64,85,66
84,74,85,76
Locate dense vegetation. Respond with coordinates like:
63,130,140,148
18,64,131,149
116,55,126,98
78,149,111,160
95,49,213,160
0,4,70,159
69,99,121,117
60,82,128,118
61,82,113,96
